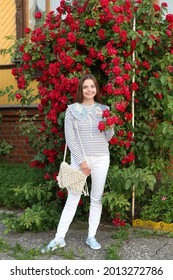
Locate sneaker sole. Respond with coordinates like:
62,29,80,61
52,242,66,251
86,240,101,250
41,242,66,253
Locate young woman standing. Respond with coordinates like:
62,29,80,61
42,74,114,252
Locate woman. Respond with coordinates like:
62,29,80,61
42,74,114,252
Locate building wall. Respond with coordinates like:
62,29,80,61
0,1,40,163
0,106,42,163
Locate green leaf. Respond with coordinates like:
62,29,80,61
160,75,167,85
125,179,132,190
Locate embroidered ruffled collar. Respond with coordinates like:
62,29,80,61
68,102,108,121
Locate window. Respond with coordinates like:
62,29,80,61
156,0,173,13
165,0,173,13
16,0,71,39
27,0,62,29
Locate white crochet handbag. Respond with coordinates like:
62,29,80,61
56,122,88,196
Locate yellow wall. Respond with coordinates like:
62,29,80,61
0,0,17,105
0,0,38,105
0,0,16,65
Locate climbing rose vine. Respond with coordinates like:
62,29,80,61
3,0,173,217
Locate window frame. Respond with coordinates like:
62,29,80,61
16,0,75,38
15,0,59,38
15,0,24,39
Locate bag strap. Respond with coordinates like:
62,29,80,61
75,119,86,158
63,144,68,162
63,119,89,196
63,119,85,161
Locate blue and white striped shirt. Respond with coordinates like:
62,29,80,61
64,102,114,165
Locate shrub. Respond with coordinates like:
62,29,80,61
0,162,45,208
0,139,13,156
140,179,173,224
0,114,13,156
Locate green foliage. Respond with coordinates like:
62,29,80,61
0,162,65,232
0,162,45,208
103,165,157,219
11,182,53,207
106,165,156,196
0,238,11,252
3,201,61,233
140,179,173,224
102,192,130,219
0,85,15,102
0,114,13,156
0,139,13,156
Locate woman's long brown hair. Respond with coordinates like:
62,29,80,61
76,74,102,104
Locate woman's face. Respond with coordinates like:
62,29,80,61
82,79,97,104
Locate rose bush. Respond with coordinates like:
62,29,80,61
1,0,173,228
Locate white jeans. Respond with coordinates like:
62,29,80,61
55,154,110,240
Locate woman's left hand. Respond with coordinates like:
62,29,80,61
108,124,114,129
80,161,91,176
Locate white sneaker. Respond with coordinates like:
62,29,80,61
41,238,66,253
86,237,101,250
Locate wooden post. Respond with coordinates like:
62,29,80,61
131,6,136,221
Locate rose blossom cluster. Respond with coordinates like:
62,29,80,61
98,101,132,132
98,104,135,164
112,213,126,227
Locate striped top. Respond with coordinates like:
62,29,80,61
64,102,114,165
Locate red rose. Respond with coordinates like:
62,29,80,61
11,68,17,76
97,28,106,40
84,18,96,27
22,53,31,62
78,38,85,45
44,173,51,180
109,137,119,145
35,12,42,19
166,30,172,37
15,93,22,100
124,112,133,121
153,4,160,12
106,117,114,126
155,93,163,99
131,82,139,91
98,121,106,131
124,63,132,71
115,76,124,86
57,38,66,47
24,28,31,34
154,72,159,78
118,130,125,137
57,190,65,200
84,57,93,66
142,61,150,70
67,32,77,43
102,109,110,118
113,116,120,124
115,101,128,112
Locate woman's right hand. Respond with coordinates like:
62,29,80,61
80,161,91,176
